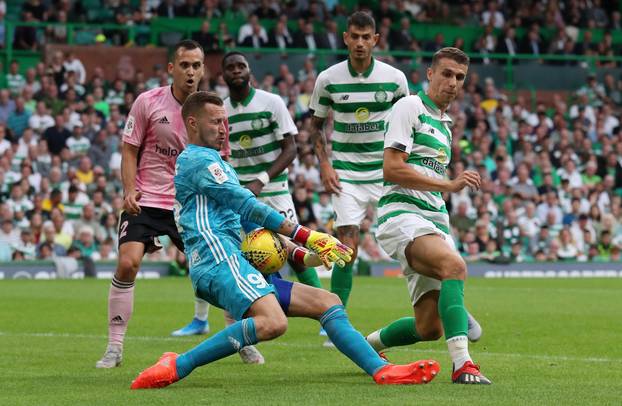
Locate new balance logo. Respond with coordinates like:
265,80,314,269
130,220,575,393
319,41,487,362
340,95,349,101
111,315,124,325
158,116,170,124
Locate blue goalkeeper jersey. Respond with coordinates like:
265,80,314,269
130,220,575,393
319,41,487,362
174,144,262,283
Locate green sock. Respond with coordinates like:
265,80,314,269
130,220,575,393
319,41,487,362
294,267,322,289
438,279,468,339
331,261,353,307
379,317,421,348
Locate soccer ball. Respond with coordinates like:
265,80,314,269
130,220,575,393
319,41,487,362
241,228,287,274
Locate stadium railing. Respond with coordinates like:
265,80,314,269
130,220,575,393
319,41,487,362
3,20,622,91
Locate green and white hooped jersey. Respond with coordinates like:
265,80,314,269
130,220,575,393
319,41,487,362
310,58,409,184
225,88,297,197
378,91,453,234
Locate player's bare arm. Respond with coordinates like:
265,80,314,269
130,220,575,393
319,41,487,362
310,115,341,194
121,142,142,215
246,134,297,196
383,148,481,193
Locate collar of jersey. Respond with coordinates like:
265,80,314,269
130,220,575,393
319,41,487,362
417,90,442,114
418,91,453,123
347,57,374,78
231,87,255,108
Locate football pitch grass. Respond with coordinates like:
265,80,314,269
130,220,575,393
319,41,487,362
1,277,621,405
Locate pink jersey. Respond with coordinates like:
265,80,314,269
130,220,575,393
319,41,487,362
122,85,230,210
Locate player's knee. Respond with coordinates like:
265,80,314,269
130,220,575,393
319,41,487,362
255,313,288,340
416,320,443,341
325,292,342,307
312,291,342,317
116,257,140,280
436,254,467,280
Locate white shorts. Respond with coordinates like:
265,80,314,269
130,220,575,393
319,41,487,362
376,213,456,306
332,182,382,228
259,193,298,222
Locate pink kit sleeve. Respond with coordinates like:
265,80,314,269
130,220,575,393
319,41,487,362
122,94,148,147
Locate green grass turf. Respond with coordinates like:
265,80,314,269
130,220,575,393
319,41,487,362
1,277,621,405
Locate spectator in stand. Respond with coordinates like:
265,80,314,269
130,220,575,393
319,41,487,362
268,19,294,51
481,1,505,28
324,19,343,51
557,158,583,190
238,18,269,48
519,25,544,60
6,183,34,215
13,229,36,260
0,218,14,260
292,186,316,226
13,11,38,51
192,21,219,53
63,52,86,85
253,0,278,19
42,114,71,156
312,191,333,231
60,71,86,99
293,19,326,50
0,89,15,124
6,60,26,97
75,156,95,186
238,15,268,46
73,225,98,259
46,9,68,43
156,0,177,18
7,97,31,139
510,162,539,200
29,101,54,135
92,238,117,261
496,26,518,57
0,9,5,49
174,0,199,17
390,17,414,52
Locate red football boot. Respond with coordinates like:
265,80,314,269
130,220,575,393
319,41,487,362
373,360,440,385
452,361,492,384
130,352,180,389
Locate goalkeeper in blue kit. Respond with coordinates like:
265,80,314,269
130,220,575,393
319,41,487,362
130,91,441,388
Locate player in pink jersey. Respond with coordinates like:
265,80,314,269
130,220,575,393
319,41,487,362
96,40,262,369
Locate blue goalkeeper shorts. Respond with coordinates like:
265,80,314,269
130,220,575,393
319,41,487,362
193,250,276,321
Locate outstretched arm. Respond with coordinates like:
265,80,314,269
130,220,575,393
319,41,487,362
196,162,352,267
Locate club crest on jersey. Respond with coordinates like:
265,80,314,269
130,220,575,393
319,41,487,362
355,107,370,123
374,90,388,102
437,148,449,165
251,118,263,130
240,135,252,149
208,162,229,184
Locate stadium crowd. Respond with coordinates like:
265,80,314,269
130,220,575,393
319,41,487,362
1,1,622,269
4,0,622,67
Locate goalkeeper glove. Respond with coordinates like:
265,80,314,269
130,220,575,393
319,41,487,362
291,225,353,268
290,246,323,267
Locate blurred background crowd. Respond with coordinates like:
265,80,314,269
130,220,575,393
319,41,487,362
1,0,622,271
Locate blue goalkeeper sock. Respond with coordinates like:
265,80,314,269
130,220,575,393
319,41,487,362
320,305,388,376
175,317,258,379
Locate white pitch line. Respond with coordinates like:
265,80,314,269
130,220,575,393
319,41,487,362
0,330,620,364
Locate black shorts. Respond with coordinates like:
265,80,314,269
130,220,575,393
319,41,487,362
118,206,184,253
